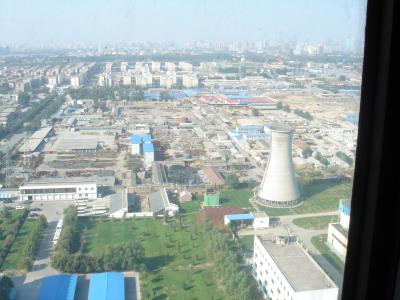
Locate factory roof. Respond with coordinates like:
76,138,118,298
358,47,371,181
256,235,336,291
143,143,154,153
37,274,78,300
149,188,174,214
56,137,98,151
109,190,128,215
20,177,97,187
88,272,125,300
130,134,141,144
202,167,225,186
142,134,152,143
225,213,254,221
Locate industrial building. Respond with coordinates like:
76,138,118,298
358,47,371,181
197,207,244,227
18,127,53,154
143,143,155,166
203,192,220,207
37,274,78,300
253,235,338,299
130,134,141,155
327,199,350,260
258,125,300,207
223,211,269,229
149,188,179,216
200,167,225,187
19,177,97,201
88,272,125,300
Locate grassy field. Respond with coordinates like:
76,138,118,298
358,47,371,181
1,219,40,271
219,188,252,208
0,210,26,252
257,180,352,216
311,234,345,272
80,215,225,299
292,215,339,230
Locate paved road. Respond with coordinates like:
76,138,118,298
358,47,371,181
11,200,74,300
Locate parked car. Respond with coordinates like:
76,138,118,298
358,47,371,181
15,205,25,210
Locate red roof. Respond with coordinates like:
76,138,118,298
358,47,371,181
197,207,245,227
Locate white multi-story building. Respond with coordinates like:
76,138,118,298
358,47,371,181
151,61,161,73
164,62,176,72
122,74,132,86
179,61,193,72
327,199,350,259
120,62,128,72
19,178,97,202
70,75,80,88
253,235,338,300
182,74,198,88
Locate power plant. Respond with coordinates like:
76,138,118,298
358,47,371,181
257,125,301,207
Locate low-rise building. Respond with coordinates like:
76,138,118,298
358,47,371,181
19,177,97,201
149,188,179,216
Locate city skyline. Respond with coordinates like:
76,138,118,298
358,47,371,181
0,0,366,48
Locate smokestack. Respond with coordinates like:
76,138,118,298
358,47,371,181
258,125,300,207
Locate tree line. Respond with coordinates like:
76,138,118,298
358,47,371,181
0,94,64,140
17,215,47,270
201,221,262,300
51,206,146,273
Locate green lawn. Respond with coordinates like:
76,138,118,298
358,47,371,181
257,181,352,216
292,215,339,230
311,234,345,272
1,219,40,271
219,188,252,208
79,215,225,299
0,210,27,252
239,235,254,253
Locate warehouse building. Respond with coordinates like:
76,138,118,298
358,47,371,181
130,134,141,155
88,272,125,300
143,143,155,166
19,177,97,201
149,188,179,216
327,199,350,260
18,127,53,154
37,274,78,300
253,235,338,299
55,137,99,153
200,167,225,187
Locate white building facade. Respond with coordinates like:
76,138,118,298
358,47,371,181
253,235,338,300
327,199,350,259
20,178,97,201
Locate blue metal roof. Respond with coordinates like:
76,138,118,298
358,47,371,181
225,213,254,221
143,143,154,153
38,275,78,300
88,272,125,300
130,134,141,144
142,134,152,143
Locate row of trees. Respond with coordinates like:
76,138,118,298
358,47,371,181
0,94,64,140
293,109,313,121
277,102,313,121
336,151,353,165
0,209,28,269
51,242,145,273
18,215,47,270
202,221,262,300
315,152,330,166
51,206,145,273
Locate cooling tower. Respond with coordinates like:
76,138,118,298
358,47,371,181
258,126,300,207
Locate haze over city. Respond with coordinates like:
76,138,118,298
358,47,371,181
0,0,366,48
0,1,366,299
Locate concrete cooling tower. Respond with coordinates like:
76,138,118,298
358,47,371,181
258,125,301,207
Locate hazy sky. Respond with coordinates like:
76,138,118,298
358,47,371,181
0,0,367,46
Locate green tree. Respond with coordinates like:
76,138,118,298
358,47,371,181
18,92,30,106
225,174,240,189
